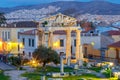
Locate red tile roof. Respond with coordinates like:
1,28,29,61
1,21,38,28
107,30,120,35
108,41,120,48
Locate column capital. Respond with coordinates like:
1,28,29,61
75,29,81,33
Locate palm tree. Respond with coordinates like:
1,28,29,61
0,12,6,24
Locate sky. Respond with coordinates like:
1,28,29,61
0,0,120,8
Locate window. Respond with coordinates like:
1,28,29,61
74,39,76,47
32,39,34,47
17,33,20,39
8,32,10,40
5,31,7,41
2,31,4,40
29,52,31,57
23,51,25,56
60,39,64,47
28,39,31,47
22,38,25,45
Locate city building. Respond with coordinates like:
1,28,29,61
19,13,83,64
0,21,38,55
107,41,120,63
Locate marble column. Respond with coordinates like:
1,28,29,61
66,29,71,65
37,30,43,46
76,30,80,60
48,31,53,48
42,31,45,45
75,30,83,66
60,55,64,74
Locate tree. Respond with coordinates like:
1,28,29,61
0,12,6,25
8,56,21,67
33,45,60,68
42,21,48,27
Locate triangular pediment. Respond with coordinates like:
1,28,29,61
40,13,77,27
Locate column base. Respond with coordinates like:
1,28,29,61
67,56,71,66
77,60,83,67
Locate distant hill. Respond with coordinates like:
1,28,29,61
1,1,120,15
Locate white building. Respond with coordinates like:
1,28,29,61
19,29,102,59
0,21,38,55
19,29,39,59
19,13,111,62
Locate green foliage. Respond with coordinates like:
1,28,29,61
8,56,21,67
33,45,60,67
22,66,74,80
0,12,6,24
42,21,48,27
83,61,87,67
36,66,74,74
21,58,30,65
22,72,40,80
88,67,102,72
0,70,9,80
103,68,112,78
22,71,101,80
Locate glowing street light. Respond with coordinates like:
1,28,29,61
91,42,95,46
30,59,39,67
32,60,36,64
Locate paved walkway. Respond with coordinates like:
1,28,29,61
0,62,16,70
4,66,35,80
4,70,27,80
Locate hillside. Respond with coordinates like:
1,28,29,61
1,1,120,15
1,1,120,23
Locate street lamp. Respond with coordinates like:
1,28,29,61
30,59,38,67
91,42,95,46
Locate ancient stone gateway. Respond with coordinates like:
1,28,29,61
38,13,83,65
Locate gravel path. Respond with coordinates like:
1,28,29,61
4,70,27,80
